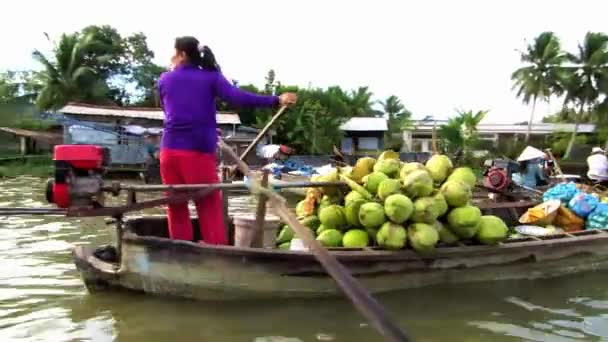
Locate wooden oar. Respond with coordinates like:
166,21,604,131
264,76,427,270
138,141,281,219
238,105,288,161
218,140,411,342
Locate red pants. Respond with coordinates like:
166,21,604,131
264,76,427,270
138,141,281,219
160,149,227,245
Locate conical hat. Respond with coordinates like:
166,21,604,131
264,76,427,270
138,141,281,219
517,146,546,162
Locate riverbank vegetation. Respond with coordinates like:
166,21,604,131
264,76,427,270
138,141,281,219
0,155,52,178
0,26,607,159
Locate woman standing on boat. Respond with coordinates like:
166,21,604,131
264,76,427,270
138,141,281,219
159,36,296,244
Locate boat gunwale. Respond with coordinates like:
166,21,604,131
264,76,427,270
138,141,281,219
120,222,608,262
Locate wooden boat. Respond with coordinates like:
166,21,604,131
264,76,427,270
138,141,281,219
72,201,608,301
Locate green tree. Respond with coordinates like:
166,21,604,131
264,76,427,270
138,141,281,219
348,86,374,116
512,32,565,143
439,109,488,154
380,95,413,150
33,33,111,110
0,72,20,103
131,63,167,106
562,32,608,158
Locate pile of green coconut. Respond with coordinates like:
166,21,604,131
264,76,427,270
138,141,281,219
275,151,509,253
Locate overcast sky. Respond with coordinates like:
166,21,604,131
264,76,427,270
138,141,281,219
1,0,606,123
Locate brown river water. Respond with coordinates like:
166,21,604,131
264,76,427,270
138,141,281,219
1,176,608,341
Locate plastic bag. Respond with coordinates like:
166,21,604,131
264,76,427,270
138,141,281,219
554,205,585,231
568,192,599,218
543,182,579,204
586,203,608,230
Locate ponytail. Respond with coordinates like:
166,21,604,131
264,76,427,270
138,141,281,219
174,36,220,72
199,45,220,72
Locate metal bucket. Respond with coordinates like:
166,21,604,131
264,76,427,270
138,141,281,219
233,214,280,248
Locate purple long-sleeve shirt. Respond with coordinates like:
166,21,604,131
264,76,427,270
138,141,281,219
158,64,279,153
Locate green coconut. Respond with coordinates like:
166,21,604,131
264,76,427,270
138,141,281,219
358,202,387,228
408,223,439,253
425,154,453,183
432,220,459,244
384,194,414,224
402,169,434,199
342,229,370,248
447,167,477,189
365,172,390,195
318,205,346,230
476,215,509,245
345,199,366,227
447,205,482,239
373,159,401,178
316,229,343,247
376,222,407,250
440,180,472,208
377,178,402,201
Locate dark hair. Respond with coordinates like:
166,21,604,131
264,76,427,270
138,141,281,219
174,36,219,71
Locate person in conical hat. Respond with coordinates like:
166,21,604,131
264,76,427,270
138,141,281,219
516,146,546,162
587,147,608,182
513,146,548,188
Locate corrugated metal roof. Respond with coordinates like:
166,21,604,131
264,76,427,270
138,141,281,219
58,103,241,125
411,120,596,134
340,117,388,131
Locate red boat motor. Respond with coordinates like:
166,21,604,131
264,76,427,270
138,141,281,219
45,145,110,208
482,159,520,192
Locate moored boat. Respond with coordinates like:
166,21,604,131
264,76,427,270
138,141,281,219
72,201,608,301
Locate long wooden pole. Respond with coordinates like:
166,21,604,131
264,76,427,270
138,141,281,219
103,181,344,193
239,105,289,161
218,140,411,342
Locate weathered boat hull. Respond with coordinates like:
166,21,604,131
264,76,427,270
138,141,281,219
72,216,608,301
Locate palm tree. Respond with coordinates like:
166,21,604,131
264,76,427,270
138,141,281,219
439,109,488,154
562,32,608,158
33,33,110,110
512,32,565,143
348,86,374,117
380,95,413,150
